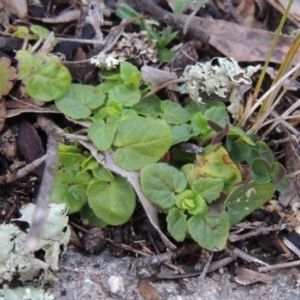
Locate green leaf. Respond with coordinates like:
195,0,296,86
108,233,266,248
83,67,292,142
159,31,179,47
88,116,119,151
58,143,80,153
132,95,161,117
87,176,136,225
99,69,121,80
225,181,275,225
274,176,290,192
73,171,92,186
191,178,224,203
270,162,286,184
56,84,105,119
51,171,87,214
188,211,230,251
158,48,176,62
113,116,173,170
251,158,272,176
108,84,141,107
59,152,86,171
74,171,92,187
191,112,213,137
171,124,192,145
80,204,107,229
140,163,187,209
92,165,114,182
182,146,242,193
98,80,122,93
167,207,187,242
105,99,123,116
23,54,71,101
204,107,230,127
120,61,142,89
229,126,255,146
228,141,251,164
30,25,50,38
160,100,191,124
115,3,147,31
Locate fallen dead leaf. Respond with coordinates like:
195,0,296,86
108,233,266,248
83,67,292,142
138,281,159,300
178,14,300,64
235,0,256,27
2,0,27,19
141,66,178,88
234,267,274,285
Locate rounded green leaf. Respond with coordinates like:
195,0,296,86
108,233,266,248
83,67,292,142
80,204,107,229
274,176,290,192
51,171,87,214
133,95,162,117
188,194,208,215
87,177,136,225
113,116,173,170
270,162,286,184
120,61,142,89
167,207,187,242
73,171,92,186
160,100,191,124
26,58,72,101
174,189,194,210
88,116,119,151
188,211,230,251
56,84,105,119
191,178,224,203
171,124,192,145
141,163,187,209
204,107,230,127
251,158,272,176
225,181,275,225
59,152,86,171
109,84,141,107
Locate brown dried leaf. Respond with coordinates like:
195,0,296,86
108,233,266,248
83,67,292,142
235,0,256,27
2,0,27,19
178,14,300,64
0,57,17,98
141,66,178,88
234,267,274,285
138,281,159,300
37,9,81,23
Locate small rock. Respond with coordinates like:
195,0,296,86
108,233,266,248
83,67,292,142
82,227,106,254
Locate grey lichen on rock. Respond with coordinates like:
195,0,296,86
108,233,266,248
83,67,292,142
179,57,260,118
0,203,70,298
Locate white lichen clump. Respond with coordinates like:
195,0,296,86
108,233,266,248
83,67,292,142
179,57,260,118
0,203,70,298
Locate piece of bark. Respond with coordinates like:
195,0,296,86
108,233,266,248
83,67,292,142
17,119,45,178
178,14,300,64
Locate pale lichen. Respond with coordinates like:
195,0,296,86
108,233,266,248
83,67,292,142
0,203,70,297
179,57,260,118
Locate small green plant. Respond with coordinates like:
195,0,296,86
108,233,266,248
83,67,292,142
15,47,289,251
